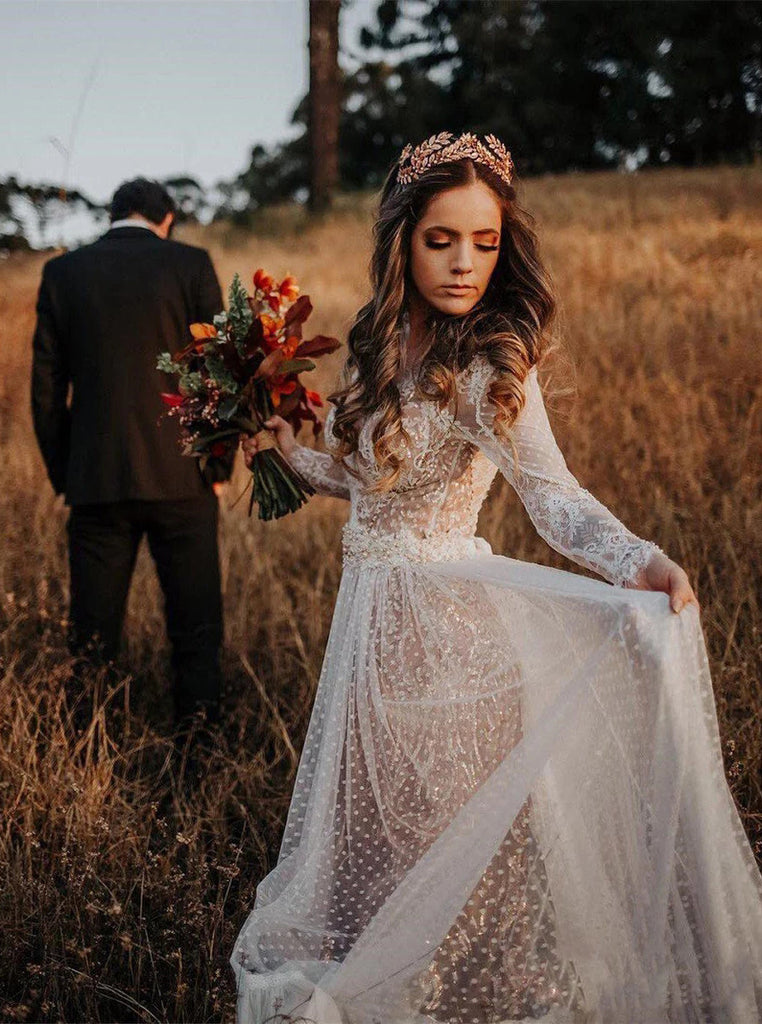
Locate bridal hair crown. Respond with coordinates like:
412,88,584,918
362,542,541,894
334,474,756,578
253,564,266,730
396,131,515,188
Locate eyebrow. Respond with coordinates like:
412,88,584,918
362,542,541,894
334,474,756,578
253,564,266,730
424,225,500,237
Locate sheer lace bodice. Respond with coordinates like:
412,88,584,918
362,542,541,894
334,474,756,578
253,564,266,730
286,356,663,586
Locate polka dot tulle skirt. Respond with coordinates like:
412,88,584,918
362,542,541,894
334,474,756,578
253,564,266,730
230,555,762,1023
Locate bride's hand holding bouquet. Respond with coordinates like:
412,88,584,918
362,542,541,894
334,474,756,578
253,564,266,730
242,415,296,467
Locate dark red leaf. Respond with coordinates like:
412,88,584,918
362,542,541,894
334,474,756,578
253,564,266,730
276,383,304,418
296,334,341,358
254,348,286,380
284,295,313,332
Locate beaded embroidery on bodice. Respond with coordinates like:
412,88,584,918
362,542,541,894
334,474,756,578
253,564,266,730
343,366,499,566
286,356,663,586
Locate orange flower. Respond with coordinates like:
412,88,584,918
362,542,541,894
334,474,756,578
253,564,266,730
279,275,299,302
253,268,275,293
176,321,217,358
187,323,217,352
305,389,323,407
282,335,299,359
260,315,283,336
260,314,284,353
189,322,217,340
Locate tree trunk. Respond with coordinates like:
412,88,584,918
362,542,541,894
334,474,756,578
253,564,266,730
308,0,341,213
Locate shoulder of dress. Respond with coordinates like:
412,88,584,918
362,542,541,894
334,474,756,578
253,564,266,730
456,354,498,408
452,358,542,445
323,403,341,452
458,357,539,396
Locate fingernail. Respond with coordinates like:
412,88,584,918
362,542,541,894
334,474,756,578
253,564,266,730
673,601,682,613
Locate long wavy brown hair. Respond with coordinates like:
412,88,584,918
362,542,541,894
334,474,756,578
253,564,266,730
328,142,558,492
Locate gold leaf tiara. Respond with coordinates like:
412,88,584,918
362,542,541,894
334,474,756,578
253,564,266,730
396,131,514,188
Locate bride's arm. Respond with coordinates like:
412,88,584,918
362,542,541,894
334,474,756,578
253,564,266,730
242,407,351,501
453,357,694,604
282,443,351,501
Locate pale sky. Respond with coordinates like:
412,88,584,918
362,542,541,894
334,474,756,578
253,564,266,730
0,0,377,204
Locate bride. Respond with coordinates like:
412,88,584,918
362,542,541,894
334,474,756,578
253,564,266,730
230,132,762,1023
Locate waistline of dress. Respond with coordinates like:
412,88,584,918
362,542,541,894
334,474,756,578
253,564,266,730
341,522,493,568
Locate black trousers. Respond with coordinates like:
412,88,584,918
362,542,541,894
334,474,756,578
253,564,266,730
66,494,223,723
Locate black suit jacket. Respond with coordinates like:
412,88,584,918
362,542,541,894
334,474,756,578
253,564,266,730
31,226,234,505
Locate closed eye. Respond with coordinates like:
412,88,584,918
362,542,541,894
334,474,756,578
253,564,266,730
424,241,500,251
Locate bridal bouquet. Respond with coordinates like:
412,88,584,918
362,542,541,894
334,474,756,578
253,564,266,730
157,269,341,520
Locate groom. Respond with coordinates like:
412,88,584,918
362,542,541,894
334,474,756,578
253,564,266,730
31,177,232,729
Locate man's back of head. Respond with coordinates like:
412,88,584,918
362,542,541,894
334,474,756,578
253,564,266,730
109,177,177,239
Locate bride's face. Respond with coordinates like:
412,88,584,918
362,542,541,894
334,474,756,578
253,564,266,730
409,181,502,317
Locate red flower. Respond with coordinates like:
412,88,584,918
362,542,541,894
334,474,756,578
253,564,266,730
305,389,323,407
269,376,297,407
161,392,185,408
253,268,275,293
267,293,282,312
210,441,229,457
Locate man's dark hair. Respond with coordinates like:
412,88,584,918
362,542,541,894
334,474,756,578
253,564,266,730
110,178,176,225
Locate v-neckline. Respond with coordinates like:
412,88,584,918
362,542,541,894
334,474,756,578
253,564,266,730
395,372,417,401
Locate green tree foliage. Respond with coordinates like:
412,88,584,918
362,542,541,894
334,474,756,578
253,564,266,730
354,0,762,172
0,176,104,250
226,0,762,216
647,1,762,165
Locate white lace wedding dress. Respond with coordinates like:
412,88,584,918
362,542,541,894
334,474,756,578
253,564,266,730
230,355,762,1023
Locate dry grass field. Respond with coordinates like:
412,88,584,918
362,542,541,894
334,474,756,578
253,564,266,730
1,165,761,1022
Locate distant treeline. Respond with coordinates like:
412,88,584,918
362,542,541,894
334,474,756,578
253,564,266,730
0,176,213,252
3,0,761,247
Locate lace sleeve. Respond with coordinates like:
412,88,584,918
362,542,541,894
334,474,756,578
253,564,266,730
282,406,351,501
453,357,665,587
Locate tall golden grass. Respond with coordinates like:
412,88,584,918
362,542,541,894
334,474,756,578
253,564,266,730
1,165,760,1022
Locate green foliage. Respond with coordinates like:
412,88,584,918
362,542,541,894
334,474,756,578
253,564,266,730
227,273,254,351
157,352,205,394
278,358,317,375
178,370,205,394
156,352,182,376
204,356,239,395
217,396,240,421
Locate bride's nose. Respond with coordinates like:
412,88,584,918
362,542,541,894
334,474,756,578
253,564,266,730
450,240,473,275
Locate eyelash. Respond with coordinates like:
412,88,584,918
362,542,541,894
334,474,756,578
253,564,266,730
425,241,499,252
